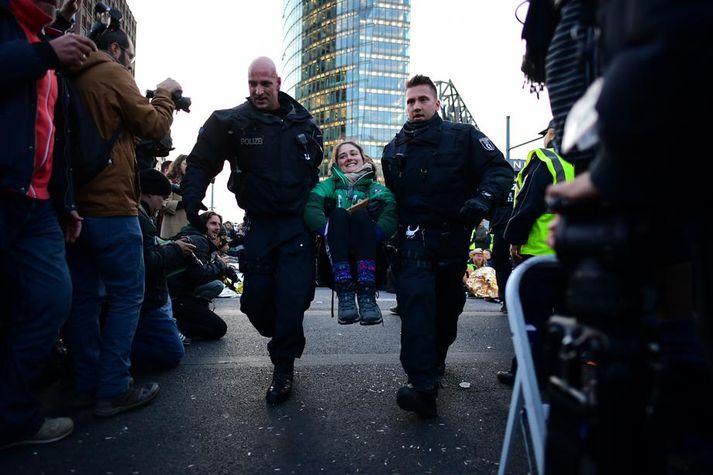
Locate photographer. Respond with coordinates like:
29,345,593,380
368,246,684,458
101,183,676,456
167,211,235,341
133,169,195,368
64,20,183,416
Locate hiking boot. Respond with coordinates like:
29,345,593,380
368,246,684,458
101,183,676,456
357,286,382,325
94,381,160,417
335,280,359,324
179,332,192,347
396,385,438,418
0,417,74,450
266,361,294,404
496,370,515,386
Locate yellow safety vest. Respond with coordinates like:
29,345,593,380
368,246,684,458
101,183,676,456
513,148,574,256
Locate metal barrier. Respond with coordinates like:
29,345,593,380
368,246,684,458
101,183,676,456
498,255,558,475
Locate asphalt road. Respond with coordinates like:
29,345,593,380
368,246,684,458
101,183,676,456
1,288,529,474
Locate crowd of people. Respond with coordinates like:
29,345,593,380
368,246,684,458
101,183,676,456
2,1,711,472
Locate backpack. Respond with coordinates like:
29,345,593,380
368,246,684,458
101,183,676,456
64,76,122,187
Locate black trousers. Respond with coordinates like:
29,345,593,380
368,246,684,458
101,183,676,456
172,296,227,341
239,216,315,361
325,208,379,263
396,227,469,391
490,232,512,304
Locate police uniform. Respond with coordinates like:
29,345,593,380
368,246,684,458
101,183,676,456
181,91,323,368
502,147,573,382
382,114,513,396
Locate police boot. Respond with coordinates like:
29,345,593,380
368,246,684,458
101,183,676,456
396,385,438,418
266,358,294,404
335,280,359,324
357,285,382,325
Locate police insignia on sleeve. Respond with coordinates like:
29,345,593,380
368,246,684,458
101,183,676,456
479,137,496,151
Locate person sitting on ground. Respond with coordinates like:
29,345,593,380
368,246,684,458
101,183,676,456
167,211,236,340
464,248,499,300
466,248,487,274
304,140,397,325
133,169,196,368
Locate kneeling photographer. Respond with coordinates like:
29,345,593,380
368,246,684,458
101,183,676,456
167,211,237,341
543,1,713,473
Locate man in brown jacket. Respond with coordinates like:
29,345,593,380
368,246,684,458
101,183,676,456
64,25,182,417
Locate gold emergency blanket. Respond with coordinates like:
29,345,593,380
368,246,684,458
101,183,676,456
465,267,499,299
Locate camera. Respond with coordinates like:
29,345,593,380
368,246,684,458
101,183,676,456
88,2,122,41
146,89,192,113
135,132,174,171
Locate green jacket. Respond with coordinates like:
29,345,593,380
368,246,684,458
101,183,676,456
304,164,398,238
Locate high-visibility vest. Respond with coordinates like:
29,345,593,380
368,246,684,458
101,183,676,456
513,148,575,256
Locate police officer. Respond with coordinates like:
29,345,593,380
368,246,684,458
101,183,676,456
497,126,573,386
382,75,513,418
180,57,323,404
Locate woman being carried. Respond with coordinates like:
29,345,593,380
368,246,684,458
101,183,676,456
304,140,397,325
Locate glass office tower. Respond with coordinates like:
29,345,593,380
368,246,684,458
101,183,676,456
283,0,410,172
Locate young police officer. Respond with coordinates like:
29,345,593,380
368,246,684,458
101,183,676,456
181,57,323,404
382,75,513,418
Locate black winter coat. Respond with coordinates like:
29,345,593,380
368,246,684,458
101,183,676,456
382,115,514,227
181,92,323,219
138,202,187,312
167,225,228,299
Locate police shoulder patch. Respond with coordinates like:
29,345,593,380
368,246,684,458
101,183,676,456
479,137,496,152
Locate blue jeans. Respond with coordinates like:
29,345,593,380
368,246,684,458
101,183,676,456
194,279,224,300
66,216,144,399
132,297,184,368
0,196,72,443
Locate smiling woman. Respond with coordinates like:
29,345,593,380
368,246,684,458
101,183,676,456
303,139,398,326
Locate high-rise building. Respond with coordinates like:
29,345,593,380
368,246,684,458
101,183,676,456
282,0,410,171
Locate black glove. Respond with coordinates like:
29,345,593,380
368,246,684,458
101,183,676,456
224,265,239,282
176,200,184,210
367,199,387,221
184,202,203,230
459,195,492,226
323,197,336,217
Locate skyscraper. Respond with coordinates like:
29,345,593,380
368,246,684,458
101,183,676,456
282,0,410,171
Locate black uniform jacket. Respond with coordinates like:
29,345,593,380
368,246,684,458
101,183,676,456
382,115,514,227
138,201,187,312
181,92,323,218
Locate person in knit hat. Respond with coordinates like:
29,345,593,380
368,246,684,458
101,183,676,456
131,168,196,369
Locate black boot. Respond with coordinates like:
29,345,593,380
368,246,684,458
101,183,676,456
335,280,359,324
266,359,294,404
357,285,383,325
396,385,438,418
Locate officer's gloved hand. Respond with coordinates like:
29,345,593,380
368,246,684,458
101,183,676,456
367,199,387,220
323,197,336,217
459,195,491,226
184,202,203,230
225,265,239,283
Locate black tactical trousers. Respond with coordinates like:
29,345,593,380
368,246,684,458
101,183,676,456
396,227,469,391
239,216,315,361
